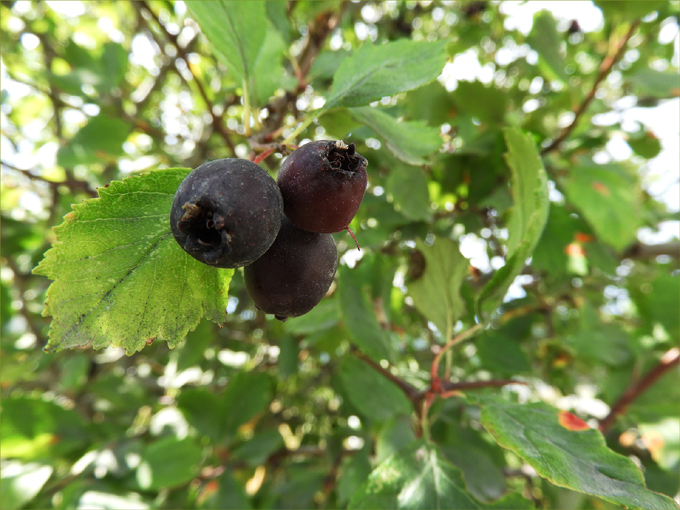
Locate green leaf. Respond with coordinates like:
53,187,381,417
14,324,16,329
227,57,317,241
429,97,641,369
231,429,284,467
626,129,663,158
408,237,468,340
594,1,669,22
454,81,508,125
337,451,373,506
57,114,131,168
101,42,128,89
337,355,412,422
627,70,680,99
338,265,392,362
32,169,232,354
561,161,642,252
1,395,89,459
475,330,531,376
283,298,340,335
137,437,203,490
177,388,223,441
187,1,267,96
385,166,433,221
478,128,549,313
265,1,292,44
207,471,251,509
252,28,296,105
221,371,273,438
349,107,442,165
349,440,533,509
0,462,53,510
526,11,569,84
630,274,680,339
474,395,679,510
325,40,448,109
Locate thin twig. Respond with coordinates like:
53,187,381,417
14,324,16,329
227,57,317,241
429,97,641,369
135,1,238,155
541,20,641,155
1,160,97,197
430,323,484,388
350,347,421,403
599,347,680,434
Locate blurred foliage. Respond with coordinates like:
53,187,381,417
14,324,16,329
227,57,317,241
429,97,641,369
1,1,679,509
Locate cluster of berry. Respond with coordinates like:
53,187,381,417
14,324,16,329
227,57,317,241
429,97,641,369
170,140,368,321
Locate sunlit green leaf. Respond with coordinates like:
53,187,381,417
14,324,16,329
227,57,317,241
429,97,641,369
562,161,642,252
349,440,533,509
325,40,448,108
474,395,679,510
478,127,549,314
526,11,569,84
33,169,232,354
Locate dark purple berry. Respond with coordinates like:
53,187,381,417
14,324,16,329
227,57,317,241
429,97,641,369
277,140,367,234
244,217,337,321
170,158,283,268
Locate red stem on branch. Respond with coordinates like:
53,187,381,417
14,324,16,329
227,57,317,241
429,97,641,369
599,347,680,434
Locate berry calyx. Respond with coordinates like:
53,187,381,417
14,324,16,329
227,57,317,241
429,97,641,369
170,158,283,268
277,140,367,234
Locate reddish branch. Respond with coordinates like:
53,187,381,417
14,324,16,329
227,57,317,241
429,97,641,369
350,347,421,402
541,20,641,155
599,347,680,434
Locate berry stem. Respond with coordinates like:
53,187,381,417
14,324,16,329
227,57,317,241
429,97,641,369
346,227,360,251
252,147,275,165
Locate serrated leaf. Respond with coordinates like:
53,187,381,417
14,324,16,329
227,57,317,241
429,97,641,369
187,1,267,99
33,169,232,354
526,11,569,84
478,128,549,313
562,161,642,252
350,106,442,165
325,40,448,109
408,237,468,340
338,265,392,362
337,355,412,422
473,396,679,510
385,166,433,221
349,440,533,509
